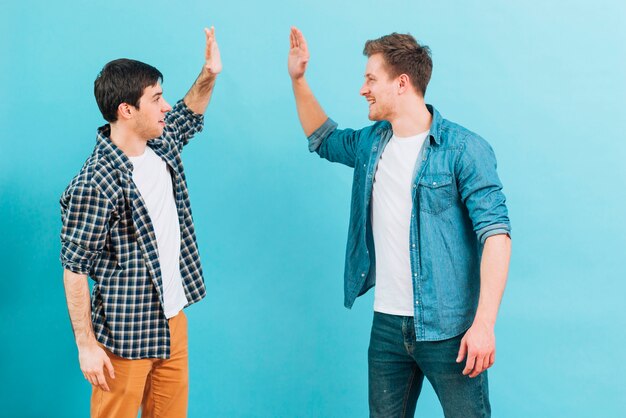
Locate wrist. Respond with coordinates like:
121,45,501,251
291,75,307,86
473,314,496,329
200,67,219,80
76,336,98,351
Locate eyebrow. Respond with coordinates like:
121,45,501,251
365,73,376,79
152,91,163,98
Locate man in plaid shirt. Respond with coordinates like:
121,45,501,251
60,27,221,417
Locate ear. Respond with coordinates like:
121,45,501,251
117,103,134,121
398,74,411,94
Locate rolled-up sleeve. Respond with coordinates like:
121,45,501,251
307,118,361,168
60,182,113,275
162,100,205,149
456,135,511,244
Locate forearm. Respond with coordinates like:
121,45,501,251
292,77,328,137
183,68,218,115
63,269,98,348
473,234,511,326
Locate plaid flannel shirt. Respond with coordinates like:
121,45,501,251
60,100,206,359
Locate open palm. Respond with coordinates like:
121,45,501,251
204,26,222,74
288,27,309,80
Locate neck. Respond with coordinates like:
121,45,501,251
389,97,432,137
109,123,148,157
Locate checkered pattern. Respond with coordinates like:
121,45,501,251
60,100,206,359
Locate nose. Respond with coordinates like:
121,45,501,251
360,82,369,97
162,98,172,113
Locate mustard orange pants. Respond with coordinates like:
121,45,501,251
91,311,188,418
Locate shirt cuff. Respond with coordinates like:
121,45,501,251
307,118,338,152
60,240,100,275
476,223,511,244
175,99,205,123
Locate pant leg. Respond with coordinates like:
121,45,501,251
91,348,154,418
412,333,490,418
369,312,424,418
141,311,189,418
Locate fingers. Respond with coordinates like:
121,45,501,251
95,370,111,392
456,337,467,363
291,27,299,48
204,26,216,48
83,372,95,386
466,351,495,378
482,355,491,371
289,28,296,49
83,367,110,391
468,354,486,378
290,27,306,49
463,354,491,378
104,356,116,380
294,27,307,52
462,352,476,376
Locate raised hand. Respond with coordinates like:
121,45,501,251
288,27,309,80
204,26,222,75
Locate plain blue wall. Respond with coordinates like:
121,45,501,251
1,0,624,416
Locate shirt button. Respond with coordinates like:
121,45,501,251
432,182,437,186
412,244,416,248
363,164,366,168
411,214,415,218
413,184,417,189
361,273,366,277
415,300,419,305
413,272,417,277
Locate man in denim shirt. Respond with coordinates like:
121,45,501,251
288,27,511,417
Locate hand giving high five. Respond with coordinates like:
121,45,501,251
288,27,309,80
204,26,222,75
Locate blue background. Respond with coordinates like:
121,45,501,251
1,0,625,416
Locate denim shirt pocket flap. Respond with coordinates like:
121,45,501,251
419,173,453,189
418,173,454,214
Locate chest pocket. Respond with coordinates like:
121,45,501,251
418,173,454,215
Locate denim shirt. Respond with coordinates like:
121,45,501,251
307,105,510,341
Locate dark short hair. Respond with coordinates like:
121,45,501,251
363,33,432,96
94,59,163,122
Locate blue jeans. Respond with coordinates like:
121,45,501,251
368,312,490,418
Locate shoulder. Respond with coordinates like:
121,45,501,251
61,148,121,206
439,118,493,154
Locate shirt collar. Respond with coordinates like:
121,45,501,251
96,125,134,173
425,104,443,146
376,104,443,146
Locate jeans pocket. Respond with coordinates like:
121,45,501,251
418,173,454,214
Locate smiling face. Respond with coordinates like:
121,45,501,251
359,54,401,121
131,82,172,139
